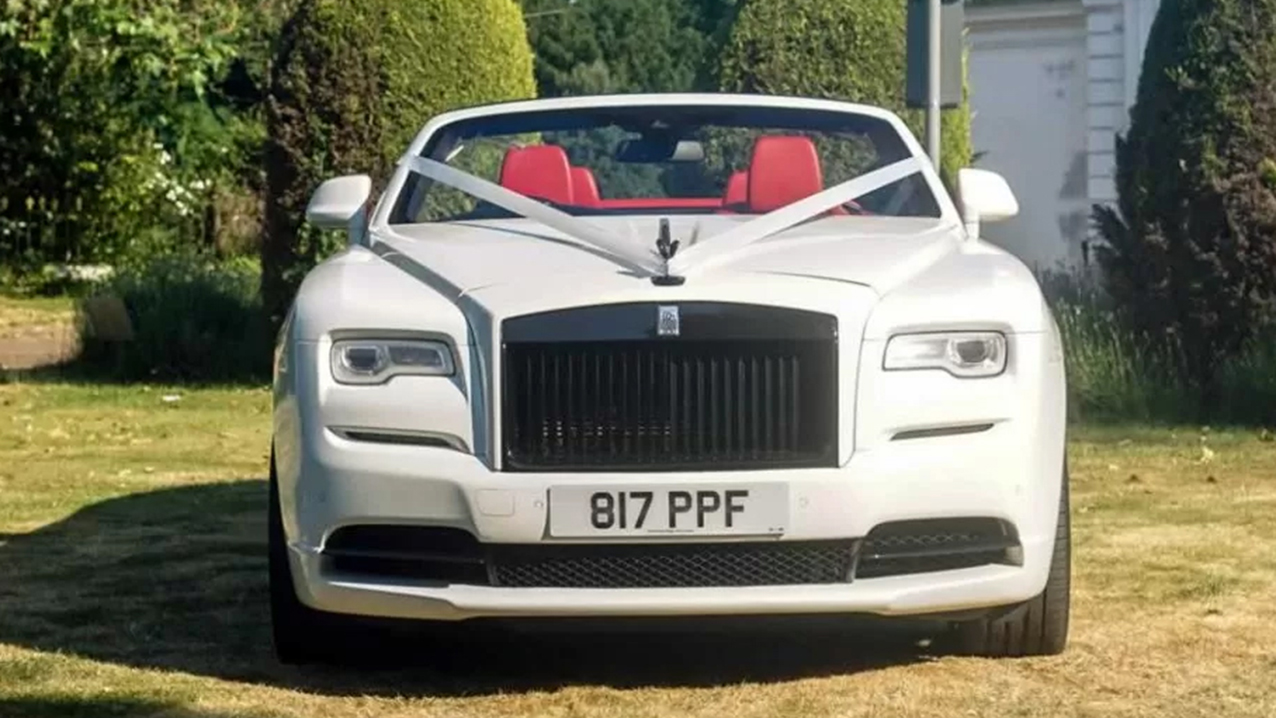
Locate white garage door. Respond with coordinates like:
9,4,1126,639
967,4,1089,272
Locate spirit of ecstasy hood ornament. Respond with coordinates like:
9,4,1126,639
652,218,685,286
656,218,680,260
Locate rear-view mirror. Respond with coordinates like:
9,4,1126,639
615,138,705,163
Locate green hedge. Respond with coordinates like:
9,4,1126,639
261,0,537,329
1092,0,1276,409
717,0,972,189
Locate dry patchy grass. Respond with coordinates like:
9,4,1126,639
1,382,1274,717
0,297,78,370
0,297,74,334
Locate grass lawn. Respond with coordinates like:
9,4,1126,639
0,381,1274,717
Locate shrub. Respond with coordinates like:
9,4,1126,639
1051,292,1183,423
1049,288,1276,426
76,253,269,382
1035,263,1276,425
716,0,972,188
0,1,258,271
1092,0,1276,410
261,0,537,330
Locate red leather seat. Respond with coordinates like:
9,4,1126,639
747,136,824,213
723,171,749,208
498,145,575,204
571,166,601,206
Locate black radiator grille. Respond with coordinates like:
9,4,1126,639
502,340,837,471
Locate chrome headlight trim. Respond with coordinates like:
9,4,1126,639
883,331,1008,378
330,338,455,385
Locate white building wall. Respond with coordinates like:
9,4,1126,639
1083,0,1161,200
966,0,1163,271
967,2,1089,271
1082,0,1125,203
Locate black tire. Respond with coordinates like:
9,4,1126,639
269,452,341,665
950,466,1071,657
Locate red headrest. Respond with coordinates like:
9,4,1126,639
571,166,601,206
499,145,575,204
723,171,749,207
747,136,823,213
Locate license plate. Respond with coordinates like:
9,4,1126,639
548,484,787,538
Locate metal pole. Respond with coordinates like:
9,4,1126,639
926,0,942,167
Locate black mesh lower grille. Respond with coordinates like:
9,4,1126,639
322,519,1021,588
324,525,489,584
489,541,856,588
854,518,1019,579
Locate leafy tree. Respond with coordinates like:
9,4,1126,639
1091,0,1276,407
716,0,972,189
0,0,248,271
261,0,537,329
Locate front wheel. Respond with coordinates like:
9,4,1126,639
269,453,345,664
949,466,1071,657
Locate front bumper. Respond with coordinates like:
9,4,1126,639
281,419,1062,622
298,560,1044,622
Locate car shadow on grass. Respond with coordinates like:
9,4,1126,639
0,360,269,389
0,481,940,696
0,695,253,718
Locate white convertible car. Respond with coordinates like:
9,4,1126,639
269,93,1070,664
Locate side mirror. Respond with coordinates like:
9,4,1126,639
957,168,1018,239
306,175,372,245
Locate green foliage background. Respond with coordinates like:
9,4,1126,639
0,0,259,270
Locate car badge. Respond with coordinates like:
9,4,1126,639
657,305,681,337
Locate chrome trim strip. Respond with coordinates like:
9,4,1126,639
889,423,995,441
329,426,470,453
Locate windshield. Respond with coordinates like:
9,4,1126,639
388,105,942,225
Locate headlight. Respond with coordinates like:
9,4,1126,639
330,339,455,384
883,331,1007,378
